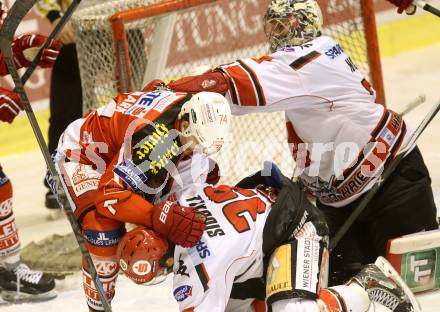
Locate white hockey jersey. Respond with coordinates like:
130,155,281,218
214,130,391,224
218,36,410,207
172,182,273,312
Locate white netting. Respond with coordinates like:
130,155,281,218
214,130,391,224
73,0,381,184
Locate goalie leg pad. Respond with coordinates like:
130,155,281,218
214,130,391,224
0,177,20,264
262,178,329,256
266,238,325,307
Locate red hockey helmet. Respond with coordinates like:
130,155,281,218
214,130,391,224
117,227,172,285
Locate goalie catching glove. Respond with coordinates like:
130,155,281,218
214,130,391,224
151,199,206,248
12,34,62,69
0,87,24,123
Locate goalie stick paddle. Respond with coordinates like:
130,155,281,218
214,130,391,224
330,98,440,251
415,0,440,18
0,1,112,311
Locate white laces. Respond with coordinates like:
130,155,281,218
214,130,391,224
14,263,43,285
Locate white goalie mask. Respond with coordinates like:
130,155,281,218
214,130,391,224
178,92,231,155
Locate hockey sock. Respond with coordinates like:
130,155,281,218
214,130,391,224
82,255,119,311
0,179,20,266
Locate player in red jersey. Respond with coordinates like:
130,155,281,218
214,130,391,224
0,1,61,302
53,89,231,311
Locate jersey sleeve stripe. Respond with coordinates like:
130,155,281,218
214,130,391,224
289,51,322,71
219,62,259,107
218,63,242,106
323,110,407,204
195,263,210,292
223,63,257,106
237,60,266,106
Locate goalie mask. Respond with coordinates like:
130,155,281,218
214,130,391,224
117,227,172,286
264,0,323,51
178,92,231,155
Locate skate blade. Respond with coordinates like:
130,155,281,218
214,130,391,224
375,256,421,312
1,289,57,303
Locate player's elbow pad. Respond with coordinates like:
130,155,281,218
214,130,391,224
167,70,230,95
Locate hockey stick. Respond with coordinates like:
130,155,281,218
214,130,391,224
398,94,426,116
415,0,440,17
0,1,112,311
330,99,440,251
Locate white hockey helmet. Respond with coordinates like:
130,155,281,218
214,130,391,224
264,0,323,51
178,92,231,155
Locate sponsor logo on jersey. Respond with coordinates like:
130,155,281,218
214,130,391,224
201,79,216,89
113,159,149,192
0,169,8,186
186,195,225,238
195,239,211,259
65,163,101,197
153,93,185,113
134,123,181,175
324,44,344,60
114,91,144,114
83,229,123,247
119,91,163,117
173,285,192,302
380,128,396,146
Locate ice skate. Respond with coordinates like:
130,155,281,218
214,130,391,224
348,257,421,312
0,263,57,303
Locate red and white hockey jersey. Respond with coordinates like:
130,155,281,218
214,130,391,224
55,90,193,224
172,182,273,312
217,36,410,207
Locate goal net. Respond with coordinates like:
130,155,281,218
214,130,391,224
72,0,385,185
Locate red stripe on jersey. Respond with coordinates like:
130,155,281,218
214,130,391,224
222,64,258,106
286,121,311,168
238,60,266,106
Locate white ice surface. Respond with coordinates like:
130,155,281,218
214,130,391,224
1,44,440,311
